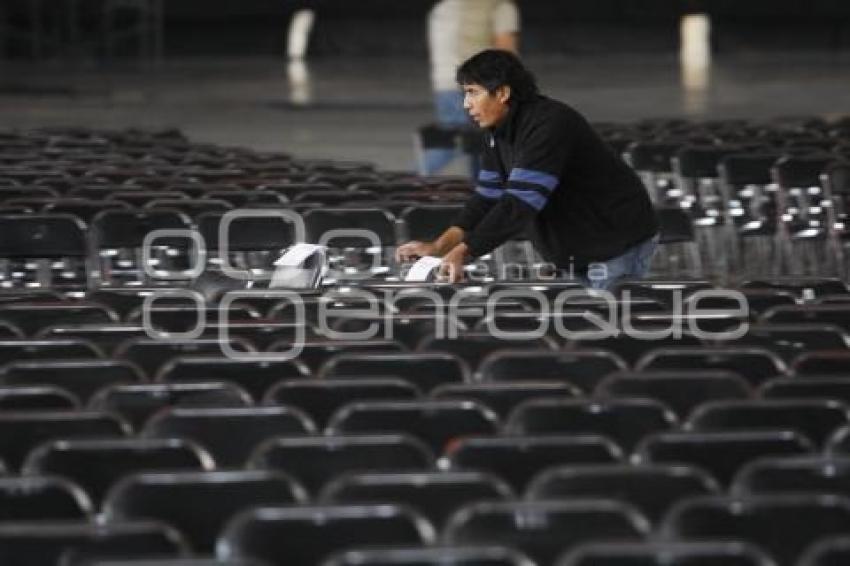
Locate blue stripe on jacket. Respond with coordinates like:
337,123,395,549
475,186,503,199
507,188,548,210
478,169,502,183
509,168,559,191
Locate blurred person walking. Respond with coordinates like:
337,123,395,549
421,0,520,176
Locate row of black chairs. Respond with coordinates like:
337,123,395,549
5,443,850,564
4,122,849,284
3,125,850,564
611,119,850,281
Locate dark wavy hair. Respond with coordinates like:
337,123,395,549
456,49,539,103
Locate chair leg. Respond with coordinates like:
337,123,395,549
35,259,51,288
687,242,703,278
741,235,775,279
832,234,847,279
696,225,727,281
722,223,741,276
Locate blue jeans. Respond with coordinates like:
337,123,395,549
421,90,477,177
579,234,660,290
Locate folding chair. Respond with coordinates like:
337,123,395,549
320,352,470,394
444,499,650,566
687,398,850,448
623,141,683,204
771,155,837,276
22,438,212,506
217,504,435,566
732,456,850,500
327,400,500,454
653,206,703,277
0,410,130,472
431,381,579,420
822,162,850,279
303,207,399,281
635,430,814,486
741,276,849,300
196,211,298,281
506,398,678,453
89,382,252,431
264,379,419,428
0,520,189,564
89,209,194,286
717,153,783,279
321,470,513,528
595,370,752,419
527,463,719,524
0,385,78,410
727,323,849,362
248,434,434,496
635,347,787,388
672,146,742,276
0,214,91,290
114,337,255,379
0,301,118,336
103,470,307,554
443,435,622,492
141,406,316,468
661,494,850,565
792,351,850,376
418,333,556,372
760,377,850,405
0,476,92,521
0,338,104,365
478,349,627,394
557,541,776,566
158,356,309,401
760,304,850,333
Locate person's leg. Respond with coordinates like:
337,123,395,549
583,234,660,291
585,255,631,291
422,89,468,176
631,233,660,278
421,145,456,176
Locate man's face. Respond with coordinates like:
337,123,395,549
462,83,511,129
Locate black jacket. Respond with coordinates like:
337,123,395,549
453,95,659,273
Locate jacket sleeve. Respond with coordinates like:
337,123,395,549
463,115,571,258
451,139,504,233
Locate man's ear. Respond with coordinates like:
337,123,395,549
496,85,512,104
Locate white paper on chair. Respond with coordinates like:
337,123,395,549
405,256,443,282
271,243,327,288
274,243,326,267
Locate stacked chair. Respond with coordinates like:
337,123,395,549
0,121,848,565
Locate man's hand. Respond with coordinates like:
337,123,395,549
438,243,470,283
396,240,436,262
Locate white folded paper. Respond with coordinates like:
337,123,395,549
405,256,443,282
271,243,327,288
274,243,326,267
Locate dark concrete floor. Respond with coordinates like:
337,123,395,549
1,51,848,171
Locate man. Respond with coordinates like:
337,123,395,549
422,0,520,176
398,49,660,290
